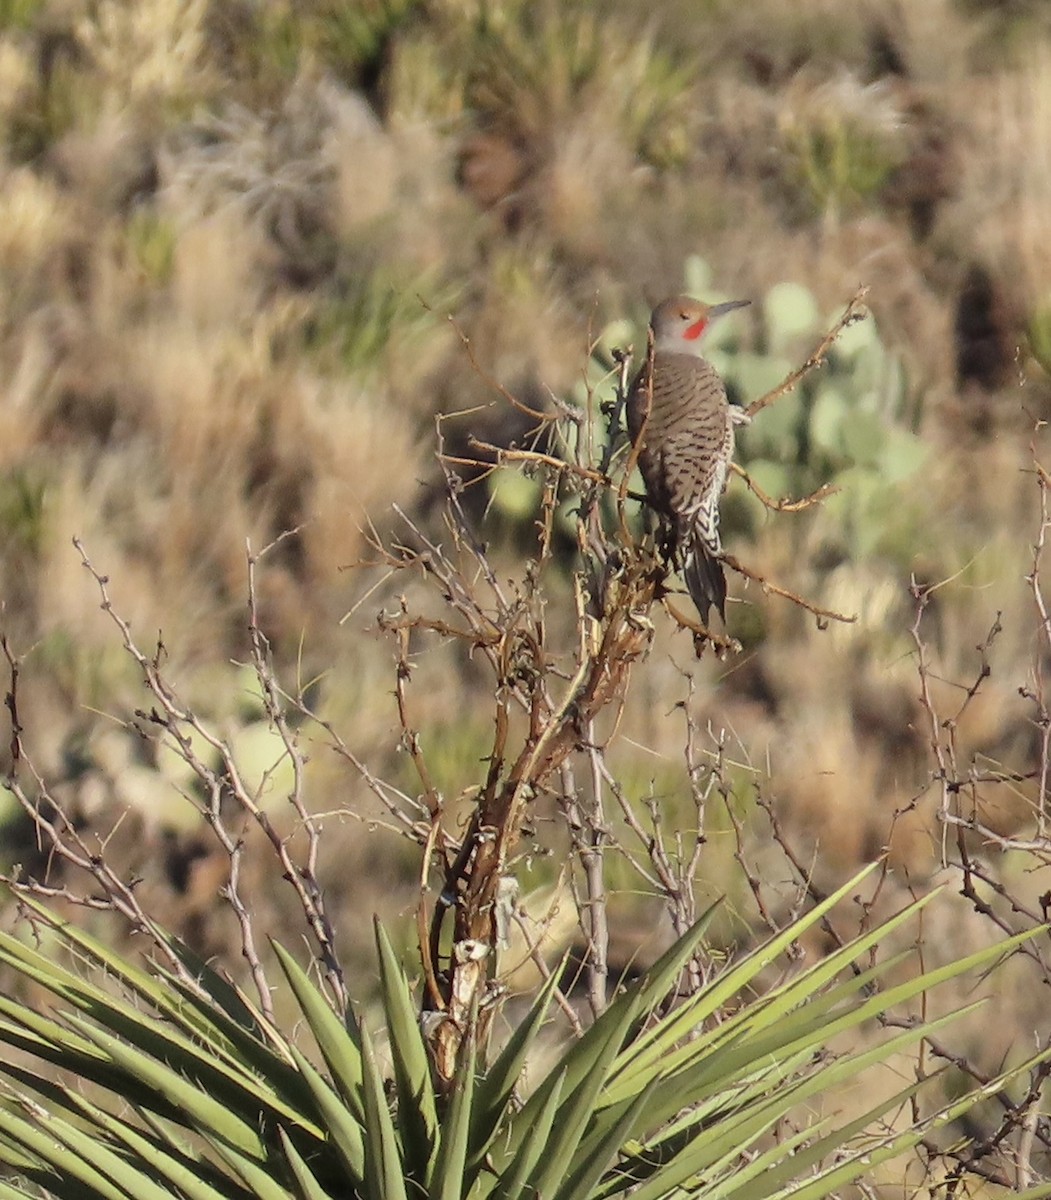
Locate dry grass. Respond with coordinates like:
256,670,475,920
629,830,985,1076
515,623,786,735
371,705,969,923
958,46,1051,312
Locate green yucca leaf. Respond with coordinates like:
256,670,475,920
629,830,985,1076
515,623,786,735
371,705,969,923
209,1138,295,1200
62,1092,238,1200
713,1083,925,1200
631,897,722,1014
693,922,1041,1110
0,1183,40,1200
279,1127,336,1200
29,915,304,1115
625,1044,817,1162
0,1102,170,1200
603,1009,956,1199
134,1105,206,1171
271,941,365,1123
627,1001,977,1175
738,943,916,1053
623,1005,983,1200
0,1000,109,1075
503,975,644,1151
2,895,199,1026
429,1026,477,1200
162,934,268,1037
611,864,882,1085
488,1070,567,1200
286,1044,366,1181
470,955,565,1167
524,994,643,1200
606,885,1039,1133
0,882,1045,1200
554,1077,660,1200
775,1048,1051,1200
74,988,319,1137
704,1120,836,1200
360,1015,409,1200
0,936,318,1143
0,928,123,1016
60,1012,267,1160
622,1069,830,1197
157,971,322,1121
374,919,439,1178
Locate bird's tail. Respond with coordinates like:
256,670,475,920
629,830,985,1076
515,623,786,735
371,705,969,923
682,532,726,628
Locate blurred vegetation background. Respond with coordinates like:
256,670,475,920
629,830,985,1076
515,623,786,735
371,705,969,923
0,0,1050,1061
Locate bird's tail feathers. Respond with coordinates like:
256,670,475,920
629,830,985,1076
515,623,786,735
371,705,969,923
683,534,726,627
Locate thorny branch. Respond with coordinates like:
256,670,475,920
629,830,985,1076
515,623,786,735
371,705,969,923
743,285,870,420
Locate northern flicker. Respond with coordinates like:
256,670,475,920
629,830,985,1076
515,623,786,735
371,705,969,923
626,294,750,626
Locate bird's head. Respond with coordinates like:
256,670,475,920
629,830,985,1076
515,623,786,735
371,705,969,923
649,295,750,355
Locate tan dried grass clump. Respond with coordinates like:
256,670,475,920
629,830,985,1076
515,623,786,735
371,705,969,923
0,167,71,284
949,47,1051,321
76,0,216,113
0,35,35,132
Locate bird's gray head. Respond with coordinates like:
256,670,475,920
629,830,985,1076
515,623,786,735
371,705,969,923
649,295,750,355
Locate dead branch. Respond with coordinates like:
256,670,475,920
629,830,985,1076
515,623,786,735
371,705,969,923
744,286,870,420
720,552,857,625
730,464,840,512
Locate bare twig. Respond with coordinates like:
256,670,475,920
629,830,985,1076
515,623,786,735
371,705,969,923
744,286,870,420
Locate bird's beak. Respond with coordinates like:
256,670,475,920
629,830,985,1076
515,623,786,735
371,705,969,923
708,299,751,320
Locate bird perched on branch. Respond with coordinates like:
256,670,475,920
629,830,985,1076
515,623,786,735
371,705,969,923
627,294,750,627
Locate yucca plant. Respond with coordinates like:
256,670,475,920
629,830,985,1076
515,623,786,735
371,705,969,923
0,867,1048,1199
